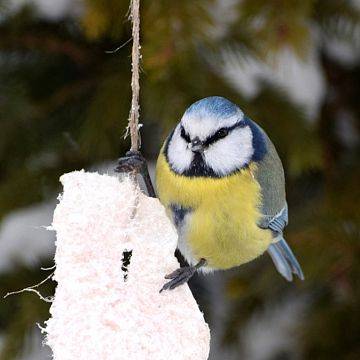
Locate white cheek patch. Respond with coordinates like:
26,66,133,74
203,126,253,176
167,125,193,173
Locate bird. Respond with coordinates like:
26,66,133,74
116,96,304,291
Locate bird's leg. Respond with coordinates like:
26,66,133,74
115,150,156,198
160,258,207,292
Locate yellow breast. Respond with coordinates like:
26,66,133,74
155,152,272,269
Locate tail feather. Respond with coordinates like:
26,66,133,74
267,237,304,281
267,244,293,281
277,238,304,280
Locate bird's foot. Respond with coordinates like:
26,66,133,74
159,259,206,292
115,150,156,198
115,151,147,174
160,266,196,292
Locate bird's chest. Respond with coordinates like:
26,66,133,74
156,155,272,269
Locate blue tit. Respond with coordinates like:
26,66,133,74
156,96,304,291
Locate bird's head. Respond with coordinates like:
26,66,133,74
165,96,265,177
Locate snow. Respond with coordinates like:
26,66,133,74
18,328,52,360
0,202,55,273
208,0,239,39
206,271,307,360
324,36,360,67
218,46,326,119
240,295,306,360
8,0,82,20
44,171,210,360
335,110,360,148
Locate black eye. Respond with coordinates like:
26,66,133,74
180,126,191,143
216,128,229,139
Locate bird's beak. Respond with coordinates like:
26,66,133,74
190,137,204,153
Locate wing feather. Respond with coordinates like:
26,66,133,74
264,205,304,281
249,121,304,281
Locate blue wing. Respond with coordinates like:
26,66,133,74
264,205,304,281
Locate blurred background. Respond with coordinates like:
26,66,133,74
0,0,359,359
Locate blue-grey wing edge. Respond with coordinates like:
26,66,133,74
260,205,304,281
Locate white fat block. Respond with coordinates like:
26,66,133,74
44,171,210,360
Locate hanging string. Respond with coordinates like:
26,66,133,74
127,0,141,152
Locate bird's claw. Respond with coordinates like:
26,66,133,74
115,151,147,174
160,266,196,292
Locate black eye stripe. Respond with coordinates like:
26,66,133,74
180,126,191,143
216,128,229,138
204,121,246,146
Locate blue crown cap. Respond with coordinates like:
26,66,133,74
185,96,240,119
